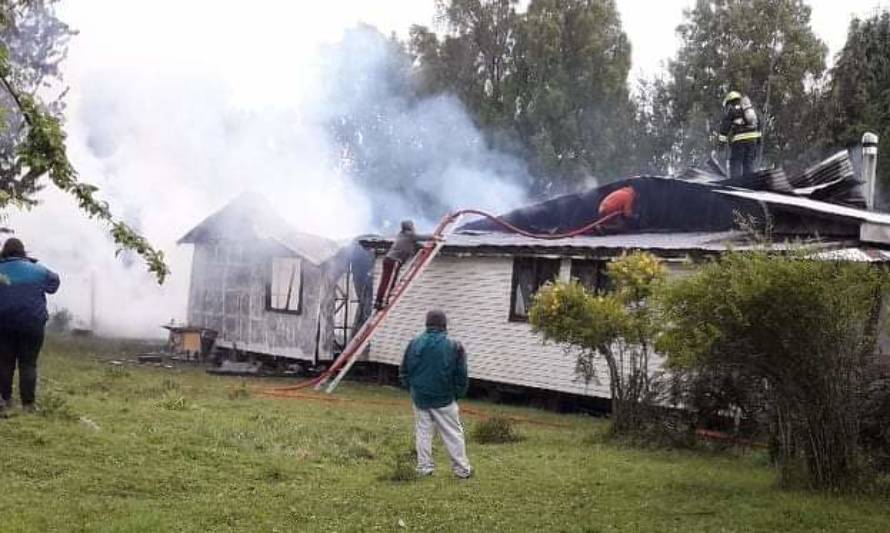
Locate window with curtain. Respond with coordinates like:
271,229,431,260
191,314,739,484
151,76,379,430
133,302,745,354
509,257,561,322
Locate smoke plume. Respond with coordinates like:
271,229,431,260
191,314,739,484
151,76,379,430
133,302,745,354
4,15,530,337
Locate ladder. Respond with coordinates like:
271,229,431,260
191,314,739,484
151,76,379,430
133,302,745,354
314,213,462,393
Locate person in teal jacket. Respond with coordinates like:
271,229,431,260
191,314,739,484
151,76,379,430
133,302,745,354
0,238,60,416
399,309,472,478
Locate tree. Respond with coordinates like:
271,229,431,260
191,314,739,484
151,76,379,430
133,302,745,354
822,12,890,208
659,251,888,490
428,0,519,128
0,1,168,282
512,0,635,192
410,0,637,195
529,252,665,433
656,0,827,173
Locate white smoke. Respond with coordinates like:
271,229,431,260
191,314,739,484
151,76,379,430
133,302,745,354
312,25,529,229
5,4,529,338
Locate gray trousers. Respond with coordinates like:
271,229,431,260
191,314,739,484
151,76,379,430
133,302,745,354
413,401,472,478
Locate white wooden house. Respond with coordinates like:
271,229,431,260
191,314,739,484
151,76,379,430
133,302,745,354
360,153,890,402
361,231,751,400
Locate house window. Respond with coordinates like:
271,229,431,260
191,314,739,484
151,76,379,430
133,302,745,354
267,257,303,314
510,257,561,322
570,259,611,294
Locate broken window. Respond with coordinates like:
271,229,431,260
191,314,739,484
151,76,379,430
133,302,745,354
510,257,561,322
570,259,612,294
268,257,302,314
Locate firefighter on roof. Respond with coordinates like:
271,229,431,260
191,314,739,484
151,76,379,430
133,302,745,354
597,185,638,232
718,91,761,179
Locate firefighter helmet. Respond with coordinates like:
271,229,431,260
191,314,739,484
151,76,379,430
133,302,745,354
723,91,742,107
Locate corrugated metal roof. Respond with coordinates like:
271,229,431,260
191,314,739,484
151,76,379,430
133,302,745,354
362,230,824,254
442,230,747,250
716,188,890,225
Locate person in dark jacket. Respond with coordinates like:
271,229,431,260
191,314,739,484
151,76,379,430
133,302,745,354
0,238,60,415
374,220,433,310
717,90,762,179
399,309,472,478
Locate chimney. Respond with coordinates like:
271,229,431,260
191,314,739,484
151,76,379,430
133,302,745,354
862,132,879,210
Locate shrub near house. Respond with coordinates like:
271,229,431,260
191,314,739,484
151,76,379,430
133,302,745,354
529,252,665,434
659,250,890,490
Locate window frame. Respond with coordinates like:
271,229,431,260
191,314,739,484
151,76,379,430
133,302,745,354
509,256,561,322
266,257,304,315
569,258,612,295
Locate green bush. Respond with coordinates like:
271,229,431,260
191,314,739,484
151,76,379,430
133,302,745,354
472,416,522,444
659,250,889,490
529,252,665,433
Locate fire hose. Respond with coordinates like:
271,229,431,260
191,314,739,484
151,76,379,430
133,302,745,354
267,208,622,394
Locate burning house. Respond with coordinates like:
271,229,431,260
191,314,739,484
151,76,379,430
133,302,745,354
179,193,368,368
359,141,890,403
177,138,890,404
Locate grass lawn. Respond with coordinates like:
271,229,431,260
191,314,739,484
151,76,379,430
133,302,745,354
1,336,889,532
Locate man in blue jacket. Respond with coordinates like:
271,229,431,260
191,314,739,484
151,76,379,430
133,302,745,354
0,238,60,415
399,309,472,478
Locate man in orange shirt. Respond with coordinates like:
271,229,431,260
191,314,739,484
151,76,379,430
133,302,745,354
597,185,637,232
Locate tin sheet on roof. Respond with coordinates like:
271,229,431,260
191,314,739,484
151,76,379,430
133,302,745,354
441,230,747,250
716,189,890,225
362,230,821,253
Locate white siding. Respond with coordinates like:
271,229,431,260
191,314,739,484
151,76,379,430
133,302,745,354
368,254,612,398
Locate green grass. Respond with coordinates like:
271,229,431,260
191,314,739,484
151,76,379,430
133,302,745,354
1,336,888,532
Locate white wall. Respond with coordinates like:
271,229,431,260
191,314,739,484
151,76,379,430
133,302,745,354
368,254,613,398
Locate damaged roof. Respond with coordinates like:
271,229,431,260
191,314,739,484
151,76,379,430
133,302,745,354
459,150,889,243
361,150,890,260
361,230,849,257
715,188,890,225
178,192,342,266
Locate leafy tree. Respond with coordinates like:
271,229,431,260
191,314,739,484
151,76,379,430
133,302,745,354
631,77,678,175
529,252,665,433
511,0,635,193
0,0,168,282
659,251,888,490
410,0,637,195
822,12,890,207
415,0,520,129
656,0,827,173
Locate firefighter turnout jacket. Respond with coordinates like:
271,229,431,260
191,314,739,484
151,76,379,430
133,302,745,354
718,96,761,144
